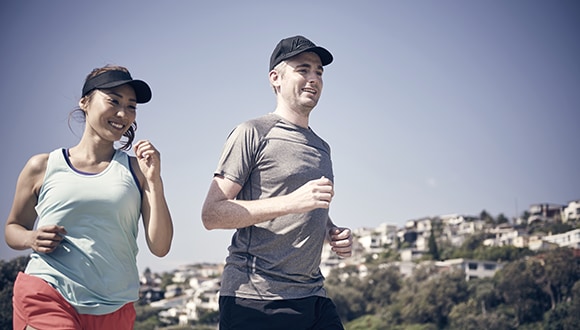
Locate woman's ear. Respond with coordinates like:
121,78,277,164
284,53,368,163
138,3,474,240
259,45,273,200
79,96,88,110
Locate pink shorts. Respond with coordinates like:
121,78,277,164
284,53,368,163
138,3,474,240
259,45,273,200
12,272,136,330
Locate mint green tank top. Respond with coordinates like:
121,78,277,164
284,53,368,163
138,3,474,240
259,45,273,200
25,148,142,315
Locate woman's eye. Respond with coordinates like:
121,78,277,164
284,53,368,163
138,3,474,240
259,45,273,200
109,98,119,105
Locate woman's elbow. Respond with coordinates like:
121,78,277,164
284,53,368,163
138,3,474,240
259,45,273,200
151,244,171,257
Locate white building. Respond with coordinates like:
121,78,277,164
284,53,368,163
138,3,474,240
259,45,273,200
354,223,398,252
440,214,484,247
484,225,527,247
562,200,580,223
436,258,503,281
400,248,427,262
542,229,580,249
528,203,564,223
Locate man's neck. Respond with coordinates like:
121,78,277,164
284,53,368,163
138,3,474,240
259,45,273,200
273,104,311,128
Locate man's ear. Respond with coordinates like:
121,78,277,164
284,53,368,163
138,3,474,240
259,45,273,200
269,70,280,87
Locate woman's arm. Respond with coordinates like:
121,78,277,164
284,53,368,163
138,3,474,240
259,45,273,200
5,154,67,253
133,141,173,257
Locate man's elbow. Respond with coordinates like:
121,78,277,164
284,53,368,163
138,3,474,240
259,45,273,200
201,208,218,230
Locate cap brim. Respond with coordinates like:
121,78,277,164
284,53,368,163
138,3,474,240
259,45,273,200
98,79,152,103
310,47,333,66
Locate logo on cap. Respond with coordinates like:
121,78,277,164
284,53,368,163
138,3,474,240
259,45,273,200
269,35,333,71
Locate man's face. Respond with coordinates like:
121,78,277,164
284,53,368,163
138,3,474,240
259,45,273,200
278,51,324,111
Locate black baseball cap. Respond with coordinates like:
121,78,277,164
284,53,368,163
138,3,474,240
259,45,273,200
82,70,152,104
269,35,333,71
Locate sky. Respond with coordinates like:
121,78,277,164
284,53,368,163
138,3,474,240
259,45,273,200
1,1,578,274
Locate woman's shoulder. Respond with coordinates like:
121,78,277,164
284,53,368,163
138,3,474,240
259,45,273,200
25,153,50,173
17,153,51,191
26,148,68,171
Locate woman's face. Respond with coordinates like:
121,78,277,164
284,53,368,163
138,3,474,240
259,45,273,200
83,84,137,143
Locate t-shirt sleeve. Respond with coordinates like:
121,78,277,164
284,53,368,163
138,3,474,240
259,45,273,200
214,121,259,187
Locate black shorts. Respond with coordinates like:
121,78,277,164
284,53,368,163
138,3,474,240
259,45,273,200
219,295,344,330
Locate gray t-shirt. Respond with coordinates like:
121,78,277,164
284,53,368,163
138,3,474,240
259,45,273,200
215,113,333,300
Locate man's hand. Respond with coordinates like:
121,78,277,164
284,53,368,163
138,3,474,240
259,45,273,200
287,176,334,213
328,227,352,258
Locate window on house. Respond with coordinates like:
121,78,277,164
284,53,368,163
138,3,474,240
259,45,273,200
468,263,478,270
483,263,496,270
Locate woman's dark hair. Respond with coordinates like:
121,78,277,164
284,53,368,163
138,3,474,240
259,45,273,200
68,65,137,150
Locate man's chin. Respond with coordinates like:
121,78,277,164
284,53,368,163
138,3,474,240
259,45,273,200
301,98,318,108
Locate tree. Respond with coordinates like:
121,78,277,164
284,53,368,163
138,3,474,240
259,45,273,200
133,304,164,330
480,210,495,225
428,227,440,261
543,280,580,329
448,300,513,330
496,213,509,225
543,301,580,330
399,269,468,328
449,233,486,259
362,266,402,313
521,210,531,222
0,256,30,329
533,248,580,309
495,258,551,326
468,278,503,312
328,282,367,322
325,266,368,322
473,245,533,263
344,314,387,330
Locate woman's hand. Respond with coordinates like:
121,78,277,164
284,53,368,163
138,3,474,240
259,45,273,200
29,225,67,253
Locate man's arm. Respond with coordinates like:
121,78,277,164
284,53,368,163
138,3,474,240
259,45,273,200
201,175,334,230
